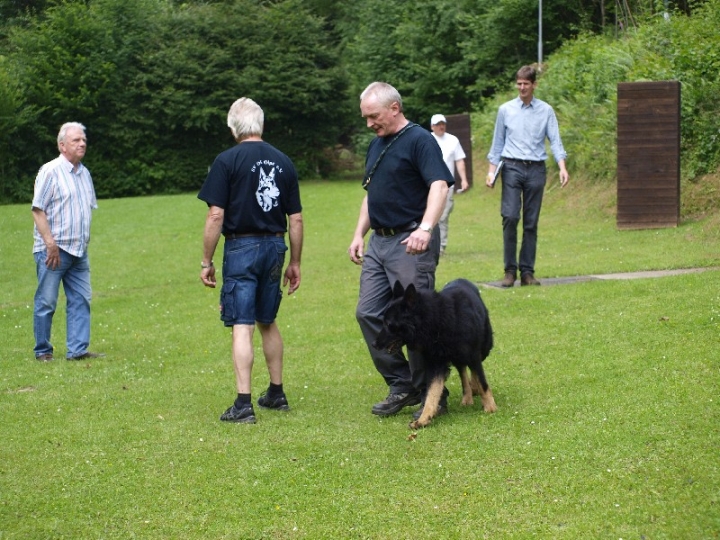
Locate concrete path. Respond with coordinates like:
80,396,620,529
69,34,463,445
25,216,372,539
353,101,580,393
484,267,719,288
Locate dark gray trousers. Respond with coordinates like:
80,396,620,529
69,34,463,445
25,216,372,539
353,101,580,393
355,229,440,395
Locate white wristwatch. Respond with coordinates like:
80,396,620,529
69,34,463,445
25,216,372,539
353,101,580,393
418,223,433,233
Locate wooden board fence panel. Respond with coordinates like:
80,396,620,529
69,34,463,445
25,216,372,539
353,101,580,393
445,113,473,189
616,81,680,229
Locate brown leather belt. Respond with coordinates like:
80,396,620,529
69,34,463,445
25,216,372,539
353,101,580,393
224,232,284,239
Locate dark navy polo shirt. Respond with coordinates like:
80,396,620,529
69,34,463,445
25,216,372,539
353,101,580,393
364,124,453,229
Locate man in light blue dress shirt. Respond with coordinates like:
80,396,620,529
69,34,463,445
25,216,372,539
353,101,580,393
486,65,569,287
31,122,105,361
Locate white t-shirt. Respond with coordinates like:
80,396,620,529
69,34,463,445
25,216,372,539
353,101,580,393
431,132,466,177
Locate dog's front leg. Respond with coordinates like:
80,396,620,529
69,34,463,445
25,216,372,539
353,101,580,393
409,376,445,429
480,387,497,413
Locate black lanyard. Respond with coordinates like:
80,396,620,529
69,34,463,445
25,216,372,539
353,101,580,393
362,122,417,189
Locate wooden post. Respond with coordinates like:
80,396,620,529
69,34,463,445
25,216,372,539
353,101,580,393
445,113,473,189
616,81,680,229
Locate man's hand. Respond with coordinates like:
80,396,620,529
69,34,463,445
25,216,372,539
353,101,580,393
348,236,365,265
559,169,569,188
284,262,301,294
200,266,216,288
401,229,431,255
485,171,496,188
45,242,60,270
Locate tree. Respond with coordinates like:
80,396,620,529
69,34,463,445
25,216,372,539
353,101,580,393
5,0,166,198
2,0,351,202
0,55,41,202
141,0,351,179
339,0,595,123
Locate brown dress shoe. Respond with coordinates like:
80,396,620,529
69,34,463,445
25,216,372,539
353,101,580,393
501,272,516,288
36,353,54,362
521,273,541,286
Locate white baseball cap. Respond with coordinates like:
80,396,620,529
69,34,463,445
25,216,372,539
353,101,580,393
430,114,447,126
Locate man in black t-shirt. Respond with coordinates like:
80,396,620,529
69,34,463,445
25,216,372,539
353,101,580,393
198,97,303,424
348,82,454,419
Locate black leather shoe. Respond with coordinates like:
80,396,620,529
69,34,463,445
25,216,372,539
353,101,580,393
220,404,257,424
258,392,290,411
521,273,541,286
36,353,54,362
371,391,421,416
68,352,106,360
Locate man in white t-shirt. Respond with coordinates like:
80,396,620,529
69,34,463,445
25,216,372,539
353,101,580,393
430,114,469,255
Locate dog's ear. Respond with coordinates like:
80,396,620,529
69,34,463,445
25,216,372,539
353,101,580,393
392,280,405,299
404,283,418,306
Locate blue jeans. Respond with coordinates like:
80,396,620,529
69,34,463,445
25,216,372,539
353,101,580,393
33,249,92,358
355,230,440,394
220,236,287,326
500,161,546,276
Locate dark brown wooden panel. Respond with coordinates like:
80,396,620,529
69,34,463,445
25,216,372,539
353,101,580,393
617,190,679,201
616,81,680,229
618,121,679,133
445,113,473,189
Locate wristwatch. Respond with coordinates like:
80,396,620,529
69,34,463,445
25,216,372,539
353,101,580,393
418,223,433,234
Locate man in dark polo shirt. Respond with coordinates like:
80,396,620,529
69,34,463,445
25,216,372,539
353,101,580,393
348,81,454,419
198,97,303,424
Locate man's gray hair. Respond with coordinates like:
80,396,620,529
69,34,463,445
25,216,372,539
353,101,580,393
227,98,264,140
360,82,403,112
57,122,86,144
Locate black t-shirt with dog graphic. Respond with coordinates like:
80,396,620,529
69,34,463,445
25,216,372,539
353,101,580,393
198,141,301,235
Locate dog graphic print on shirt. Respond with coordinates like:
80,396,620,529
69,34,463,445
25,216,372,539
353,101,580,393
255,166,280,212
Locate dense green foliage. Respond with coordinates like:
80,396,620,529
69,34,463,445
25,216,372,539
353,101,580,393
339,0,593,121
0,0,718,203
474,0,720,181
0,0,350,201
546,1,720,178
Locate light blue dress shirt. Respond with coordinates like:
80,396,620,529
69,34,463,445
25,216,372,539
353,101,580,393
487,96,567,165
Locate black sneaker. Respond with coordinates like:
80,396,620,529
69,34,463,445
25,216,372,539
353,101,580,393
412,402,448,421
220,403,256,424
257,392,290,411
68,351,106,360
371,391,421,416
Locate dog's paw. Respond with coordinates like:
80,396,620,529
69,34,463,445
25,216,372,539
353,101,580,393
482,398,498,413
409,420,427,429
460,396,474,406
482,390,498,413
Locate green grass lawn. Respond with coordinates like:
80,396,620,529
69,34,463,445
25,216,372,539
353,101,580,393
1,181,719,539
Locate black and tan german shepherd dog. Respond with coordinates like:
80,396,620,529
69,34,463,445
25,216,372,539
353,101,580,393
373,279,497,429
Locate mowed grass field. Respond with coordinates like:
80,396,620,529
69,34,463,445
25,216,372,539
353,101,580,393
1,179,719,539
